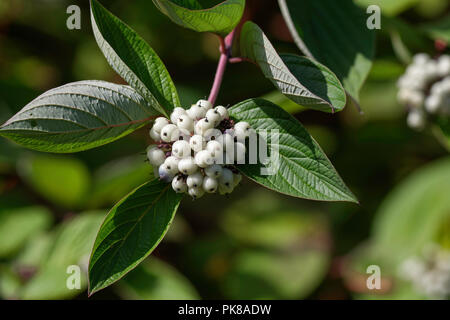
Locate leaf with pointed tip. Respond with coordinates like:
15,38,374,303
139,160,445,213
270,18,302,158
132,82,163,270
278,0,375,102
153,0,245,36
229,98,357,203
0,81,157,153
240,22,346,113
91,0,179,116
88,179,183,295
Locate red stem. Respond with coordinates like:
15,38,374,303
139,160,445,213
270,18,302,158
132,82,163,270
208,29,236,106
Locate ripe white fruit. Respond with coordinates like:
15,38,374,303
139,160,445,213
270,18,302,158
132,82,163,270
178,157,198,175
206,140,223,157
163,156,180,175
170,107,187,124
149,127,160,141
158,164,175,183
205,109,222,126
413,53,430,66
187,172,203,188
196,99,213,111
407,109,426,130
219,168,234,191
195,150,214,168
172,175,187,193
160,124,178,142
189,135,205,153
152,117,169,133
233,173,242,187
234,122,251,141
171,129,190,142
195,118,214,135
203,128,222,142
176,114,194,132
214,105,228,120
188,186,205,199
205,164,222,178
203,176,218,193
425,95,442,114
146,98,253,197
147,147,166,166
187,104,206,120
172,140,191,159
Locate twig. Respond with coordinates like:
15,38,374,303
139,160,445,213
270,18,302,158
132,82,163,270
208,29,236,106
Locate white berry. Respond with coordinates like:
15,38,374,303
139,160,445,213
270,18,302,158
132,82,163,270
203,176,218,193
195,118,214,135
172,140,191,159
189,135,205,153
233,173,242,187
234,122,251,141
170,107,187,124
176,114,194,132
172,175,187,193
196,99,213,111
188,187,205,200
205,164,222,178
160,124,178,142
158,164,175,183
149,127,160,141
163,156,180,175
214,105,228,120
206,109,222,126
152,117,169,133
407,109,426,130
147,147,166,166
187,104,206,120
219,168,234,191
206,140,223,158
178,157,198,175
195,150,214,168
186,172,203,189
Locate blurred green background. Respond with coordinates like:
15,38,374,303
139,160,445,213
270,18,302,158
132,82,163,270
0,0,449,300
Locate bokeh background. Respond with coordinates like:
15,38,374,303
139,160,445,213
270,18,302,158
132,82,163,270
0,0,449,300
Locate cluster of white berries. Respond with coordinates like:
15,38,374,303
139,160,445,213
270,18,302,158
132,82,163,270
397,53,450,130
398,244,450,299
146,99,253,199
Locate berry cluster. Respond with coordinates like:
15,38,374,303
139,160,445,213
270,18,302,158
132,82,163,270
399,244,450,299
146,99,252,199
397,53,450,130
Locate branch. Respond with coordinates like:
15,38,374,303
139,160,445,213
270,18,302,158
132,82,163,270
208,29,236,106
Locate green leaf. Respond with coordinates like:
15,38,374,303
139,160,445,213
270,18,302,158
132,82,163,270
372,157,450,266
87,156,154,208
117,258,200,300
278,0,375,102
0,207,52,258
224,250,329,299
88,179,183,295
20,212,105,300
152,0,245,36
0,81,157,153
18,154,90,208
90,0,179,116
222,189,329,250
421,14,450,43
355,0,419,17
229,98,357,203
240,22,346,113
